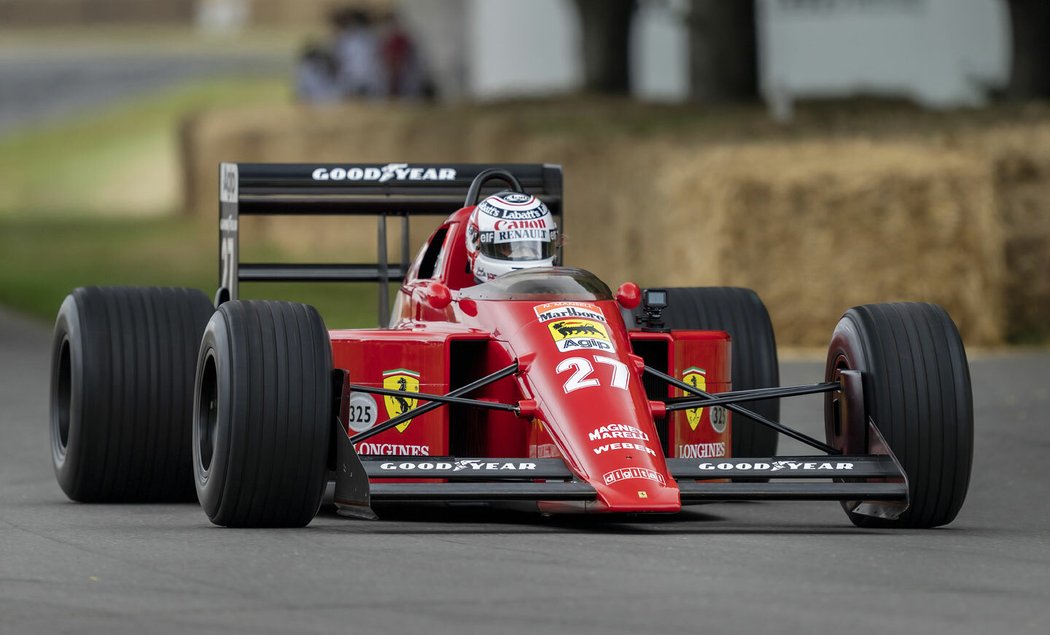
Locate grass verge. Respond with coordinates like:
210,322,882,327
0,215,386,328
0,77,289,217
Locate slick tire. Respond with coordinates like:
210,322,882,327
50,286,214,502
194,301,332,528
825,303,973,528
653,287,780,459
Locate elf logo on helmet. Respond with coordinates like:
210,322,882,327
311,163,456,183
467,190,557,281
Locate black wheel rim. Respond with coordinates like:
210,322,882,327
196,351,219,480
51,336,72,464
828,354,851,439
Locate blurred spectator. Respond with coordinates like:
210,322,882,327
294,41,340,103
332,8,383,98
378,11,431,99
295,5,435,104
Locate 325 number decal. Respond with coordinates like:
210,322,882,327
348,404,373,423
556,356,629,394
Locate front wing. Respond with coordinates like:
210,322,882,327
334,424,909,518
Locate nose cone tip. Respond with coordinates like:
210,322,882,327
595,479,681,512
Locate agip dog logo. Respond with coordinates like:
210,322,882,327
682,367,707,431
382,369,420,433
547,319,615,353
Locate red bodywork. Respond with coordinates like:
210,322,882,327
331,207,731,513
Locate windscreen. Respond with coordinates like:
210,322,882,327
459,267,613,301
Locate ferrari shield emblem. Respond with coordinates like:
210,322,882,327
682,367,707,431
382,369,420,433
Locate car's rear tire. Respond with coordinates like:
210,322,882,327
655,287,780,459
50,286,214,502
825,303,973,528
193,300,333,528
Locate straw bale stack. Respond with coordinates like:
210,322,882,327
179,102,1045,345
951,124,1050,341
659,141,1005,345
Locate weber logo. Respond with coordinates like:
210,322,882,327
593,442,656,457
697,460,855,472
311,163,456,183
378,460,538,472
534,302,606,324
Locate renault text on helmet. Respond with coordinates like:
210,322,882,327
466,191,558,281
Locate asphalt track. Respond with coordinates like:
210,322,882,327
1,305,1049,634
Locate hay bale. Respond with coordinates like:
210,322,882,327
660,141,1005,346
178,101,1034,346
952,124,1050,342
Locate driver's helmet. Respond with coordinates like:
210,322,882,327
466,191,558,282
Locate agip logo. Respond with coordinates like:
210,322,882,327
382,369,420,432
547,319,615,353
682,367,707,431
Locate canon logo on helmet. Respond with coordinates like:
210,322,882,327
493,219,548,230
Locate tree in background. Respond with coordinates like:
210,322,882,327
1005,0,1050,98
687,0,758,103
572,0,637,94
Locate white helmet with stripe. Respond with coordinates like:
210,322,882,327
466,191,558,282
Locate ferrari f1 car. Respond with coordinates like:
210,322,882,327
49,163,973,528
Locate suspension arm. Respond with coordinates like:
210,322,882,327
644,366,841,455
350,362,520,444
665,382,840,410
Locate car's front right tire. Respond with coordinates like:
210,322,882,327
194,300,333,528
50,286,213,502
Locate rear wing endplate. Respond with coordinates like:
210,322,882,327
218,162,564,323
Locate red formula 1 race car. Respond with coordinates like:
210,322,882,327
49,163,973,529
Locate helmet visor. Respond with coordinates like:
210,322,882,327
480,230,556,262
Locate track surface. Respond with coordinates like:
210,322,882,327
1,306,1048,634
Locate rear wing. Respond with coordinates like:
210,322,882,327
218,162,564,324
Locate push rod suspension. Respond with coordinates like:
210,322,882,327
347,384,520,413
350,362,519,444
644,366,841,455
665,382,840,410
